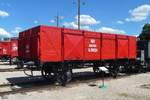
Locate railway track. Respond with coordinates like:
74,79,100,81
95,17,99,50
0,62,21,72
0,68,26,72
0,71,143,96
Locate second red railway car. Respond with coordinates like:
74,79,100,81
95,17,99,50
0,38,18,62
18,25,137,85
0,41,11,58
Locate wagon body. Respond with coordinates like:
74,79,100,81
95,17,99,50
18,25,137,63
18,25,137,85
0,38,18,59
1,41,11,57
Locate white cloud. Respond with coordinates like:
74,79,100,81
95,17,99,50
133,34,139,37
0,27,11,37
34,20,38,24
49,20,55,23
97,27,126,34
63,14,99,31
81,26,92,31
63,22,92,30
63,22,78,29
0,10,9,17
76,15,100,25
11,27,22,34
126,4,150,22
117,20,124,24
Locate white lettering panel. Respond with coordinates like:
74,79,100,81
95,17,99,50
88,39,98,53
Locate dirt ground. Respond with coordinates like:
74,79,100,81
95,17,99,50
0,64,150,100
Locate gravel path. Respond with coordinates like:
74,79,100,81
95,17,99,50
0,63,16,69
0,70,150,100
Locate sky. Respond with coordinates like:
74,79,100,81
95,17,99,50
0,0,150,38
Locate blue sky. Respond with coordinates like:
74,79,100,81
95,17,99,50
0,0,150,38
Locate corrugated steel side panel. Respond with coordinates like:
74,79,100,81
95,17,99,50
18,32,25,59
101,34,116,60
40,26,62,62
117,35,129,59
2,42,11,56
64,33,84,60
24,30,31,59
101,33,116,39
0,42,3,58
84,31,101,38
84,31,101,60
129,36,137,59
30,26,40,60
63,28,83,35
117,35,128,39
10,39,18,57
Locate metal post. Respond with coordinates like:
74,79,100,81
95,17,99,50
56,13,59,27
9,56,12,66
77,0,80,30
102,71,104,87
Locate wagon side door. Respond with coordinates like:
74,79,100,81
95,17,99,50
40,27,62,62
30,28,40,60
84,31,101,60
11,39,18,58
117,35,129,59
63,29,84,61
101,34,116,60
129,36,137,59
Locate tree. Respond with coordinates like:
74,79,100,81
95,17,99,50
139,23,150,40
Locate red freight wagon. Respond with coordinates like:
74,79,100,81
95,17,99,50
0,38,18,64
1,41,11,56
18,25,137,85
10,38,18,58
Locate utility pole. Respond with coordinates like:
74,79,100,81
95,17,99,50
56,13,59,27
55,13,64,27
77,0,80,30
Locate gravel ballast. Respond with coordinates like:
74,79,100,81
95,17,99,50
0,68,150,100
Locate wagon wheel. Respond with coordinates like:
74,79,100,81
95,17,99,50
41,65,54,80
110,67,118,78
111,70,118,78
93,67,100,74
66,69,73,83
145,62,150,72
56,69,72,86
16,60,24,69
109,65,118,78
9,57,12,65
56,71,67,86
